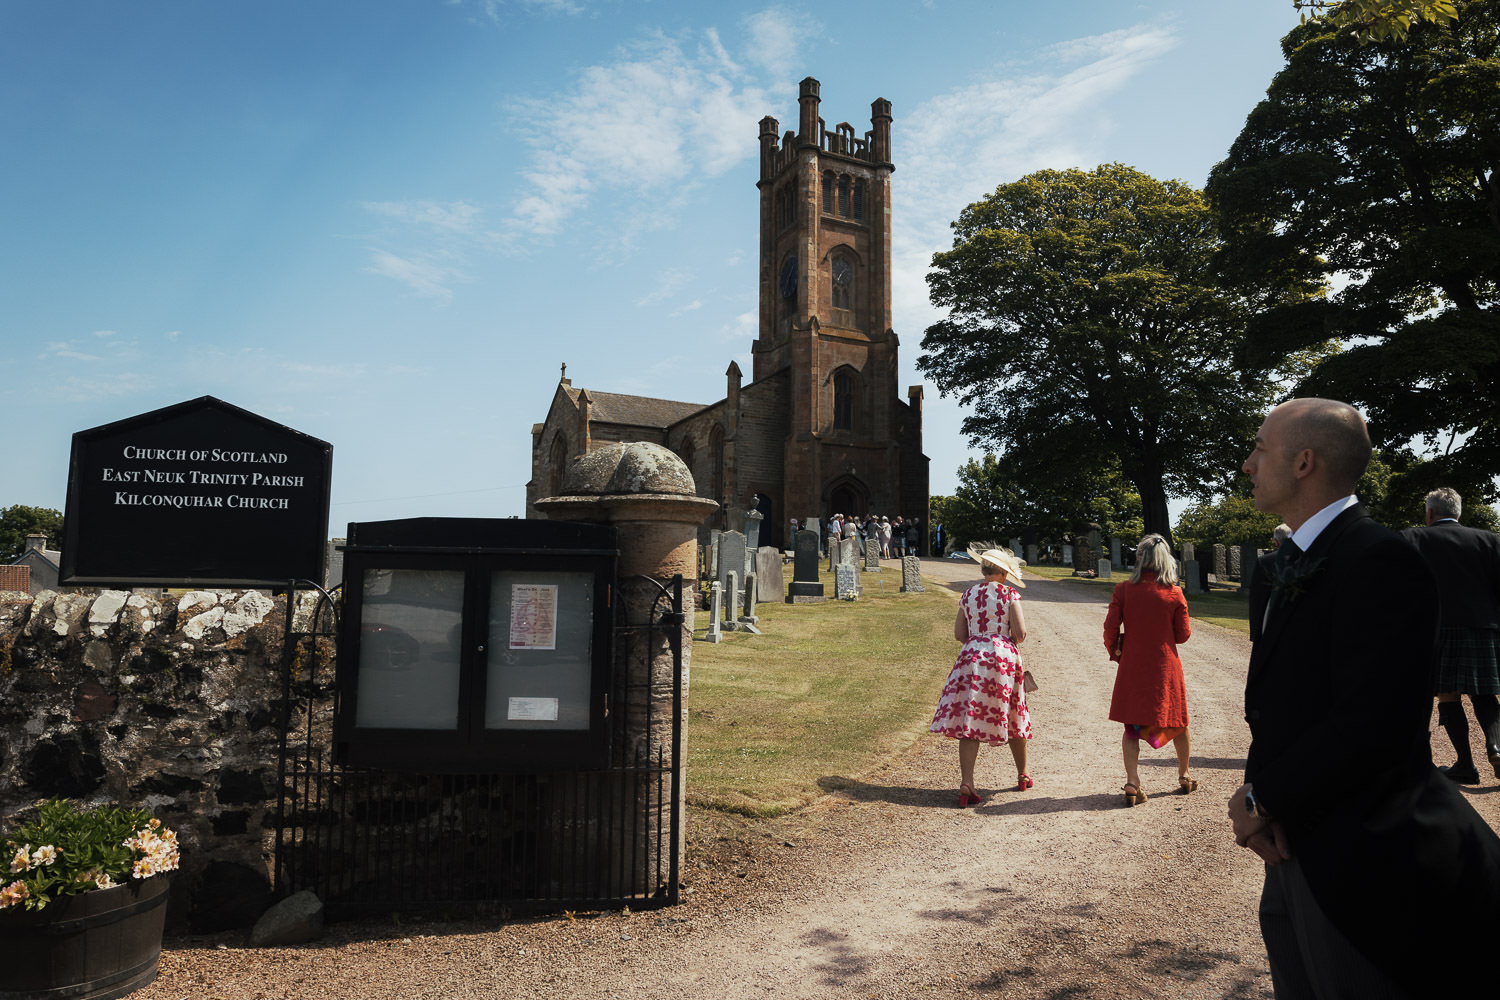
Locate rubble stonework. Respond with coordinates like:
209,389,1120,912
0,588,330,933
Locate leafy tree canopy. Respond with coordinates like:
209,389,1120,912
919,164,1312,547
1208,3,1500,499
0,505,64,563
935,452,1144,552
1292,0,1460,42
1175,494,1283,549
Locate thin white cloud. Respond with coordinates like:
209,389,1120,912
364,250,459,301
92,329,117,338
164,330,180,340
669,300,703,317
41,341,103,362
503,29,776,238
362,200,486,234
740,8,818,80
635,267,691,307
893,22,1180,339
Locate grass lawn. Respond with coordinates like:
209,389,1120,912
686,561,957,816
684,558,1250,820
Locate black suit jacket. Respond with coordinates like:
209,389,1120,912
1244,504,1500,992
1401,519,1500,631
1247,550,1274,644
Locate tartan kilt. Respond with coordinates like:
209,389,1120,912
1432,627,1500,696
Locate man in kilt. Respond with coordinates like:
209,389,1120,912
1403,487,1500,784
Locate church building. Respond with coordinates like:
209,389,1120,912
527,78,928,551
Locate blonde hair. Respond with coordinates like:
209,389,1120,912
1129,534,1179,587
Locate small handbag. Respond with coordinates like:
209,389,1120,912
1023,670,1038,693
1110,633,1124,661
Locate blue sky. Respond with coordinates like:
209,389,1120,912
2,1,1302,530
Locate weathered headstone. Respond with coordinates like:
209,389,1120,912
1227,544,1242,580
719,531,747,599
1213,544,1227,579
725,570,742,629
755,546,781,601
1009,538,1023,559
1109,537,1122,569
1061,544,1074,567
1024,543,1038,566
1181,541,1195,564
1097,558,1112,579
744,509,763,550
787,529,825,603
863,538,881,572
840,535,859,566
835,562,860,600
899,555,925,593
1239,544,1258,592
708,529,721,578
1181,559,1203,595
704,581,724,642
740,572,759,627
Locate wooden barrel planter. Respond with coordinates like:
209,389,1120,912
0,876,169,1000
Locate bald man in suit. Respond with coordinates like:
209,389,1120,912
1231,398,1500,999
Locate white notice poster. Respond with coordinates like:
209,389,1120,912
508,583,558,650
508,696,560,721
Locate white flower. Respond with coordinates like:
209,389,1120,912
0,880,29,908
30,845,59,867
8,845,30,873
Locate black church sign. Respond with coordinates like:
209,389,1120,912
61,396,332,588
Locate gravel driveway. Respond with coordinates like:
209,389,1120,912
137,560,1500,999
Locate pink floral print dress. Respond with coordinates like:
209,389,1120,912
929,580,1032,745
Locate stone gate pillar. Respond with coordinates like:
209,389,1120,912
535,442,718,894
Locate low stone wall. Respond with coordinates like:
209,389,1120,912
0,588,330,932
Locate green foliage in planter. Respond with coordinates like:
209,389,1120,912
2,799,179,911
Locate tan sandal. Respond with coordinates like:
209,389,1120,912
1177,776,1198,794
1122,783,1147,807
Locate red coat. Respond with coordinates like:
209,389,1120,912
1102,572,1191,728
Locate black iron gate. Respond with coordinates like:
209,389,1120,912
273,575,684,918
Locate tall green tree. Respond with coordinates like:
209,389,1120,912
1208,4,1500,498
0,505,64,563
1292,0,1460,41
919,164,1307,546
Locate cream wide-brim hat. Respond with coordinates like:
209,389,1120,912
967,544,1025,587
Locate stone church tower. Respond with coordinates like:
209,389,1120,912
528,78,928,551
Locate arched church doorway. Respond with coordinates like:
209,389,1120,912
825,476,869,521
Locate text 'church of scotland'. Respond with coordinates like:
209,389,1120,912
527,78,929,551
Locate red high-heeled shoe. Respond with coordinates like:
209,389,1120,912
958,783,983,807
1016,774,1034,791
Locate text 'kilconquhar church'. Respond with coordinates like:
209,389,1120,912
527,78,929,551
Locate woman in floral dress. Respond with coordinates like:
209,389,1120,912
930,546,1032,806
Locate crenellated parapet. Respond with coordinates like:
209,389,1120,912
758,78,892,182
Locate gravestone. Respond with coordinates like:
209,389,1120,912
1239,544,1259,592
835,562,860,600
1181,541,1195,564
899,555,925,592
863,538,881,572
787,529,826,603
1213,544,1227,579
1227,544,1242,580
840,535,859,566
1097,558,1111,579
755,546,782,602
744,509,763,550
718,531,747,600
740,572,760,631
1061,544,1073,567
704,581,723,642
1110,538,1122,569
1024,544,1038,566
1181,560,1203,595
725,570,742,629
708,529,721,578
1010,538,1023,560
803,518,820,548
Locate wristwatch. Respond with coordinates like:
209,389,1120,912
1244,789,1269,819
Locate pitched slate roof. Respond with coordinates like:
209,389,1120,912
576,388,710,428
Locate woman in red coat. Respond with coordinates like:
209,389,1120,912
1103,534,1193,806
